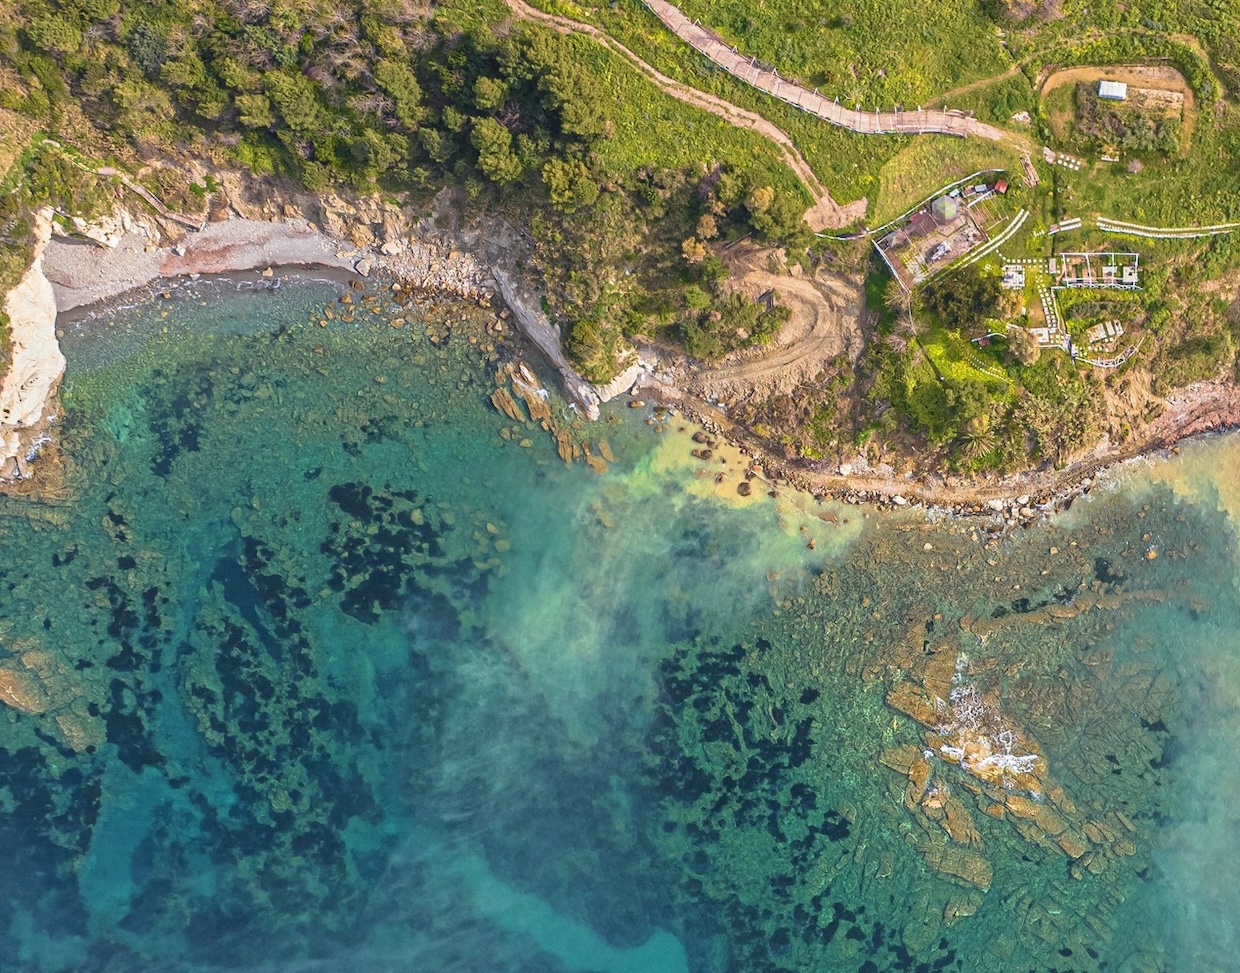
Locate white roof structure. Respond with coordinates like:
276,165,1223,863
1098,81,1128,101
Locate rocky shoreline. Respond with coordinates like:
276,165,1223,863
3,164,1239,512
0,172,649,493
632,372,1240,524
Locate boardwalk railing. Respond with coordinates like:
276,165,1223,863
1096,217,1240,239
641,0,1005,140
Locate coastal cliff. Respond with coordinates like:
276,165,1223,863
490,267,603,421
0,161,624,493
0,208,64,481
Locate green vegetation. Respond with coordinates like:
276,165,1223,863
536,0,944,209
923,265,1002,334
2,0,1239,473
557,34,805,203
945,71,1037,125
1046,113,1240,226
872,140,1020,226
1032,32,1216,101
0,0,824,381
856,258,1113,470
860,214,1240,470
1137,235,1240,388
869,324,1105,470
1067,83,1180,155
671,0,1011,105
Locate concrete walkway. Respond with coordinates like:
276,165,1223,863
643,0,1016,142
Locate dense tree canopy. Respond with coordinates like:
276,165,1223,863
923,265,1001,332
0,0,811,380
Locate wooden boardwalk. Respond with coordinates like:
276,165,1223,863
643,0,1012,142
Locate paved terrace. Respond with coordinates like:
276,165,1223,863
643,0,1013,141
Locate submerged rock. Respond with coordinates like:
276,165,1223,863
490,387,526,423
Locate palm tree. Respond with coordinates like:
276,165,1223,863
959,417,996,461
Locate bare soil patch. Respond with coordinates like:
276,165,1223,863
687,243,863,400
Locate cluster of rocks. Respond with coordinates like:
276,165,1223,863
52,208,157,250
0,628,101,753
960,586,1165,641
827,485,1074,525
223,179,612,418
875,619,1142,899
378,239,498,307
490,360,614,474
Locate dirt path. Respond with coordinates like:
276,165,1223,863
687,245,862,398
504,0,865,230
934,65,1023,104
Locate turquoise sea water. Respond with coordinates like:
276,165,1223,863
1,278,1238,972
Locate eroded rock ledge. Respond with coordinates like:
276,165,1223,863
0,208,64,481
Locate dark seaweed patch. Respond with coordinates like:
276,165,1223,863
144,364,215,477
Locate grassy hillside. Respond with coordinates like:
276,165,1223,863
560,33,807,204
671,0,1011,106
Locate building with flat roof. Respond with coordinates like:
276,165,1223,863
1055,252,1140,289
1098,80,1128,101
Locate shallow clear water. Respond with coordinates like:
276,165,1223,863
1,279,1238,972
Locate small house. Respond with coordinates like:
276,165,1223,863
994,179,1009,195
1098,81,1128,101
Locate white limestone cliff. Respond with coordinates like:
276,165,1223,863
0,208,65,478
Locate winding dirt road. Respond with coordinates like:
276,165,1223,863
688,245,862,399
